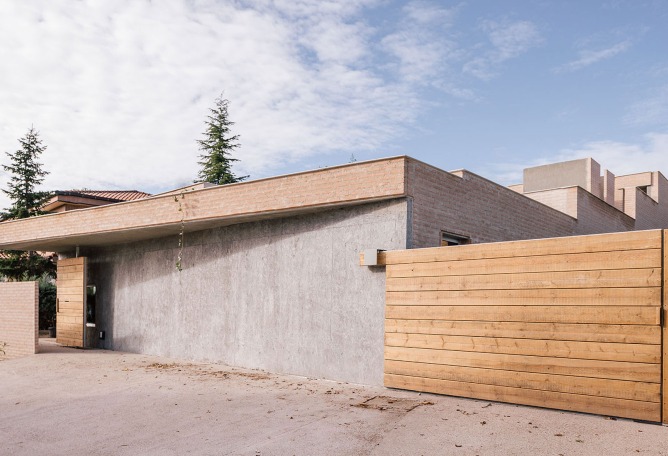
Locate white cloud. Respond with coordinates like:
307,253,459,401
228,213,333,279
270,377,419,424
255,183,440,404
625,85,668,127
463,19,542,80
555,40,631,73
381,2,460,85
0,0,445,209
0,0,550,211
488,132,668,185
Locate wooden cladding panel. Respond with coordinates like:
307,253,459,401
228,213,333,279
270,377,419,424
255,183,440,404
384,230,663,422
56,257,86,348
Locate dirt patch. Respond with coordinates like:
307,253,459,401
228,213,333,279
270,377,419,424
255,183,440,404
144,361,270,380
353,395,434,413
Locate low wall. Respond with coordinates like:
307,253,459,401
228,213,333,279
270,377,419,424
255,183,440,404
0,281,38,360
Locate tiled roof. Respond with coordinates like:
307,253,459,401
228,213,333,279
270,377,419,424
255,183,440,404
69,190,151,201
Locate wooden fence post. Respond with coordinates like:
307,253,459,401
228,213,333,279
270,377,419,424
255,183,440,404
663,229,667,424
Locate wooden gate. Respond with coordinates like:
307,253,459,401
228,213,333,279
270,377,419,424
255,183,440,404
382,230,666,423
56,257,87,348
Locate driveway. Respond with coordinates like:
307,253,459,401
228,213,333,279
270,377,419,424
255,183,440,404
0,340,666,455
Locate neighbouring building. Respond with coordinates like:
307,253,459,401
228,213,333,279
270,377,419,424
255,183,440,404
0,156,666,385
42,190,151,213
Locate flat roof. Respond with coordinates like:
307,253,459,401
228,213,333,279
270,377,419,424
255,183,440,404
0,157,408,252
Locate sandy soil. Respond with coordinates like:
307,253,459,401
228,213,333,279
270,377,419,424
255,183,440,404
0,340,666,456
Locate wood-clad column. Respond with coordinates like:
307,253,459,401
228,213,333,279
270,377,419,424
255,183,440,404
56,257,87,348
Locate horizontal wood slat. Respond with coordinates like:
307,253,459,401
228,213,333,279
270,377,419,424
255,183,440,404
383,230,663,422
380,230,662,265
386,249,661,278
386,305,660,325
385,319,661,344
384,346,661,383
385,360,660,402
384,374,660,422
386,287,660,306
385,333,660,363
386,268,661,292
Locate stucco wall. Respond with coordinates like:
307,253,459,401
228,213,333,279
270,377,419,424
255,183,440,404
0,281,38,360
83,199,408,386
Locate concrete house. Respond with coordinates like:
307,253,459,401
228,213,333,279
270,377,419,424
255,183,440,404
0,155,666,385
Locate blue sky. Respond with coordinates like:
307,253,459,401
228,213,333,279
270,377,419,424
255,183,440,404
1,0,667,205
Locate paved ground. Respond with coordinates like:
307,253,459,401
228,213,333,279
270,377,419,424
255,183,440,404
0,340,666,456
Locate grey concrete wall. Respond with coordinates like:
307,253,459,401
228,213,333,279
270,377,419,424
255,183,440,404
83,199,408,386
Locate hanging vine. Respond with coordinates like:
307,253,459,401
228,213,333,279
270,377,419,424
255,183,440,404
174,190,186,271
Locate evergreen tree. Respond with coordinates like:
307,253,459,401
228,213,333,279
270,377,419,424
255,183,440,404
2,126,51,220
196,95,248,185
0,127,55,282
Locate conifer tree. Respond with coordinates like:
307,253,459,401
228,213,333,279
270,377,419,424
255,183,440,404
196,95,248,185
0,127,55,282
2,126,51,220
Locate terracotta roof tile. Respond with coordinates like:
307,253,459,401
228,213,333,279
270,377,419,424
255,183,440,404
74,190,151,201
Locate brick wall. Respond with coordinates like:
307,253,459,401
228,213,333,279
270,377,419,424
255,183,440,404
522,187,578,218
406,159,577,248
0,281,38,360
573,187,635,234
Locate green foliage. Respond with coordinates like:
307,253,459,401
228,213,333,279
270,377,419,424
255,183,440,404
2,126,51,220
0,251,56,282
196,95,248,185
39,275,57,330
0,126,55,282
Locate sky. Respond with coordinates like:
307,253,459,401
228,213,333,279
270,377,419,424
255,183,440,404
1,0,667,208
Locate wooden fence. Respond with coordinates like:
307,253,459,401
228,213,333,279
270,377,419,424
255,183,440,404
380,230,666,423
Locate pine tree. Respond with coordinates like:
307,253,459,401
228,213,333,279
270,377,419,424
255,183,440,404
2,126,51,220
0,127,55,282
196,95,248,185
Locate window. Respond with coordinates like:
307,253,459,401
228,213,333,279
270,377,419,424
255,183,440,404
440,231,470,246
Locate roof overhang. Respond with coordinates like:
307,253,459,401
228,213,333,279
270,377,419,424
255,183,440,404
0,157,409,252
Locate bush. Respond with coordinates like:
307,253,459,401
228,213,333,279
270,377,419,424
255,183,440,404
39,279,56,330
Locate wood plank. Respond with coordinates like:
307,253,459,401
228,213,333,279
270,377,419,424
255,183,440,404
384,360,660,402
386,288,660,307
387,249,661,278
57,307,83,316
57,265,84,273
56,314,83,324
385,333,660,363
386,268,661,292
57,328,83,339
57,271,86,280
663,230,667,424
56,285,85,294
385,305,661,325
380,230,662,265
384,346,661,383
57,337,83,348
384,374,660,422
384,319,661,345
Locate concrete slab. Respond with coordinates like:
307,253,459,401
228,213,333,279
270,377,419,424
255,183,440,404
1,343,666,455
